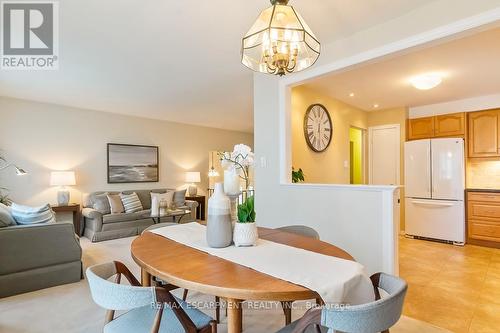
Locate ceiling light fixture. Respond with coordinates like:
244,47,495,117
373,104,379,108
349,93,355,97
410,73,443,90
208,152,219,178
241,0,321,76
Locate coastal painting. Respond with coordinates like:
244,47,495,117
107,144,159,183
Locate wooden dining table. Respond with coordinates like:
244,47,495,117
131,226,354,333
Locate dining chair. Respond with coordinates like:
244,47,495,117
86,261,217,333
276,225,320,325
142,223,223,324
276,225,320,240
275,272,408,333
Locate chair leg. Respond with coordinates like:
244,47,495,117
210,320,218,333
314,324,322,333
182,289,189,301
280,301,293,326
215,296,221,323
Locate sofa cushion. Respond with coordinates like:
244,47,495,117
92,194,111,214
102,210,151,224
0,203,16,227
11,203,56,225
120,192,143,213
107,194,124,214
173,189,187,207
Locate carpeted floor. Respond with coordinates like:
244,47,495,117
0,236,451,333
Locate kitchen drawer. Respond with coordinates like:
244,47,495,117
469,220,500,242
468,201,500,220
467,192,500,203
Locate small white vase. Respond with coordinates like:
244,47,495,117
233,222,258,247
224,169,240,196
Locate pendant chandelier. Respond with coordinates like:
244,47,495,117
208,152,219,178
241,0,320,76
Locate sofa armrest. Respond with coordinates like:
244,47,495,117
82,207,103,232
184,200,199,220
0,222,82,276
82,207,102,219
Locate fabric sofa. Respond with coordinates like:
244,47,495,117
0,222,83,298
82,189,199,242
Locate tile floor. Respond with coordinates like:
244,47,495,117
399,236,500,333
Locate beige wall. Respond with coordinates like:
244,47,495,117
291,85,368,184
0,97,253,207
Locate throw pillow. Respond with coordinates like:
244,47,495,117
11,203,56,225
120,192,143,213
92,194,111,214
173,189,187,207
107,194,124,214
0,203,16,227
150,192,174,215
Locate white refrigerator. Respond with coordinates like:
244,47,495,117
404,138,465,244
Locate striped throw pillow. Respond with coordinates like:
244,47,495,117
11,203,56,225
120,192,143,213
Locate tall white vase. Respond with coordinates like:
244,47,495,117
224,169,240,196
206,183,233,248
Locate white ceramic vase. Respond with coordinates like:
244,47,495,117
224,169,240,196
233,222,258,247
206,183,233,248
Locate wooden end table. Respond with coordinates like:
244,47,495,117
52,203,81,236
186,195,206,220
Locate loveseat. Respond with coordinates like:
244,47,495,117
82,189,199,242
0,222,82,298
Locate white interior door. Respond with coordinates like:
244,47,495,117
431,138,464,200
404,139,431,199
369,125,400,185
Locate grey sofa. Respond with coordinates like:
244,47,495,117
0,222,82,298
82,189,199,242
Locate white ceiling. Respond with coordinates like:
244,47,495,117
0,0,439,132
303,27,500,112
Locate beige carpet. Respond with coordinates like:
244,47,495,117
0,236,451,333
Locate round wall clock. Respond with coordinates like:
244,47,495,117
303,104,332,152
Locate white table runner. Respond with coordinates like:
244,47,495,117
150,223,375,305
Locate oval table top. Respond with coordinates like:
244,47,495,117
131,226,354,302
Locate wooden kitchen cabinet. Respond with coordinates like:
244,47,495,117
467,191,500,248
407,116,434,140
434,112,465,137
407,113,465,141
467,109,500,158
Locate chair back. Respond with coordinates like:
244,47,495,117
277,225,320,240
320,273,407,333
86,262,155,311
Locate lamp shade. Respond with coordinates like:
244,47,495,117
185,172,201,183
50,171,76,186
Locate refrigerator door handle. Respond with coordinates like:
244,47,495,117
411,200,455,207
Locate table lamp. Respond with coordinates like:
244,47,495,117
185,171,201,196
50,171,76,205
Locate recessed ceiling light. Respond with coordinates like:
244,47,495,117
410,73,443,90
349,93,355,97
373,104,379,108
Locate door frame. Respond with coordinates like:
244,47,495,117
349,126,367,184
368,124,401,185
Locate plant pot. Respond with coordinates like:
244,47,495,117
233,222,258,247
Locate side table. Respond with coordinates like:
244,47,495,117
52,203,81,236
185,195,206,220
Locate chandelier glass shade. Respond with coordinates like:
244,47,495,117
241,0,320,76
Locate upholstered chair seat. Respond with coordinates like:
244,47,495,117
86,261,217,333
276,225,320,240
276,273,407,333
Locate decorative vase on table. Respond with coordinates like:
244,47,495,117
206,183,233,248
233,222,258,247
233,195,258,247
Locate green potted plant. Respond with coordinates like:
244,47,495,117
292,167,305,183
233,195,258,247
